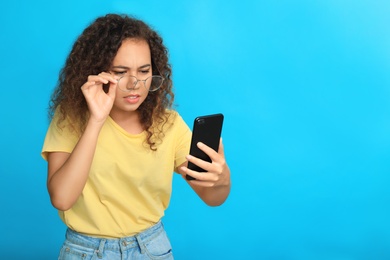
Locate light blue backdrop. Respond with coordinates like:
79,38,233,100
1,1,389,259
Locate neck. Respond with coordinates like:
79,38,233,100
110,110,144,134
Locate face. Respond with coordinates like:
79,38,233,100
109,38,152,117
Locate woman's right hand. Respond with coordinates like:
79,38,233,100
47,72,118,210
80,72,118,123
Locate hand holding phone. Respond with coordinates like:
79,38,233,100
186,113,224,180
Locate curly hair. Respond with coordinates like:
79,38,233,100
49,14,174,150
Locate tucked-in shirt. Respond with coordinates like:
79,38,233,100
41,110,191,238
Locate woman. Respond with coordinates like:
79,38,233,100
42,13,230,259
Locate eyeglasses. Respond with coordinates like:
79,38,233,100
117,75,164,92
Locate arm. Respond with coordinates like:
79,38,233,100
178,139,231,206
47,119,105,210
47,73,117,211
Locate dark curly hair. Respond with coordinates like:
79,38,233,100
49,14,174,150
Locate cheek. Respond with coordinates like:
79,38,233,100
113,88,121,100
140,91,149,102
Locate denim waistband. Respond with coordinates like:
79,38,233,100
65,221,164,253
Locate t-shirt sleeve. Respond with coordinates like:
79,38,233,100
173,112,192,170
41,113,79,161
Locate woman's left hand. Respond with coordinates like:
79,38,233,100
181,139,230,188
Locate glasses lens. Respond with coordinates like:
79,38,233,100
118,75,164,92
146,76,164,92
118,76,138,91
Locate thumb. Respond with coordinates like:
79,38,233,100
107,81,117,98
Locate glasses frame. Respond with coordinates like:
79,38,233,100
117,74,164,93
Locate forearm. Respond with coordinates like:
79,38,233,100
190,181,231,206
47,119,104,210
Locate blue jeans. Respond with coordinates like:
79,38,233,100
58,221,174,260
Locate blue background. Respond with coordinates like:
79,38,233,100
1,1,389,259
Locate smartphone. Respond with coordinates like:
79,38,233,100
186,113,224,180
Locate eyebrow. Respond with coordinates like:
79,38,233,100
111,64,151,70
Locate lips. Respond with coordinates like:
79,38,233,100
124,94,140,104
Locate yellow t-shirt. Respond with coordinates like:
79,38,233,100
41,110,191,238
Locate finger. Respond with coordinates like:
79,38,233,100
197,142,223,164
185,154,212,172
87,75,115,85
80,81,97,91
181,166,218,182
183,155,223,179
188,179,216,188
106,82,117,98
83,74,118,95
98,72,119,84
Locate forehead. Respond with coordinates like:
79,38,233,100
113,38,151,65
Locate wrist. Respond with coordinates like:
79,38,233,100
87,115,108,126
85,117,106,134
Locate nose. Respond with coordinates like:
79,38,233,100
126,77,140,90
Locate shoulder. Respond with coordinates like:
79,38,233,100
153,109,190,135
51,107,80,137
163,109,187,126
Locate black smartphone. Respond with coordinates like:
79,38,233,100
186,113,224,180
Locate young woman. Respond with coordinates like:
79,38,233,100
41,14,231,259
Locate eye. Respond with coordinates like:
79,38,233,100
112,71,126,76
140,69,150,74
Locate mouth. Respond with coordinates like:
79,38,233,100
123,94,140,104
